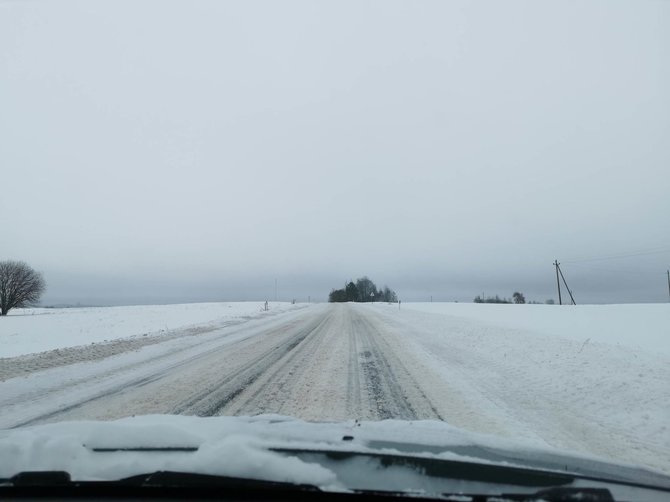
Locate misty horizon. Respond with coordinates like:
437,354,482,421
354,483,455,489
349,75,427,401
2,1,669,307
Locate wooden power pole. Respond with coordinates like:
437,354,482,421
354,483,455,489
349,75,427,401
554,260,562,305
558,264,577,305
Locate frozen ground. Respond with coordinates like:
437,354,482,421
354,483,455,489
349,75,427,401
0,302,668,476
369,302,670,474
0,302,299,358
398,302,670,356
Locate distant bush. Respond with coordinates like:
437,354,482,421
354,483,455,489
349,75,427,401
513,292,525,304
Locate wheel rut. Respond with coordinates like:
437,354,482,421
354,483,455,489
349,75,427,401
354,312,443,420
5,304,444,425
170,313,329,416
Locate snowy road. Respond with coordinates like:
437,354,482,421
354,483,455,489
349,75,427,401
0,304,442,428
1,303,668,474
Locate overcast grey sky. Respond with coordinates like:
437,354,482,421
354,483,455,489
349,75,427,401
1,0,669,305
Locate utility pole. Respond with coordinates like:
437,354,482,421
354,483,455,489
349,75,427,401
554,260,562,305
667,270,670,303
557,264,576,305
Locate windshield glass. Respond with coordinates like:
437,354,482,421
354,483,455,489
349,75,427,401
1,0,669,496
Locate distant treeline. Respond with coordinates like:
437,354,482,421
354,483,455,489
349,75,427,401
474,292,554,304
329,276,398,303
473,294,513,304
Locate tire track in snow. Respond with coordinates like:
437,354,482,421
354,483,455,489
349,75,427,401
0,308,309,382
3,304,445,426
216,304,442,421
1,308,323,427
171,312,332,416
354,311,443,420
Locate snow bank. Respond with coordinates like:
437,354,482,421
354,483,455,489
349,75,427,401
396,302,670,356
0,302,300,358
364,302,670,474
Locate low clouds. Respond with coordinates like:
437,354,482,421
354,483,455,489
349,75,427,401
2,1,669,305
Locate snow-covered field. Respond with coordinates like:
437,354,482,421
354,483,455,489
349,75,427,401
368,302,670,474
397,302,670,356
0,302,300,358
0,301,668,476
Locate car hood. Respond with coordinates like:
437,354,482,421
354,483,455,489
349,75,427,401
1,414,669,498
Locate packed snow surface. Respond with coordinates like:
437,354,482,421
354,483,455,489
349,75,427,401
0,302,300,358
0,301,668,478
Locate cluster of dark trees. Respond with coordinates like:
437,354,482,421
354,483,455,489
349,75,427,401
473,294,512,304
474,291,526,304
329,277,398,303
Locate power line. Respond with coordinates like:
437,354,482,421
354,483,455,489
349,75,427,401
564,262,668,277
562,245,670,264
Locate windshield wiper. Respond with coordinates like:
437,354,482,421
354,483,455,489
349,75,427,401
1,470,617,501
2,470,323,499
3,470,321,489
272,447,576,487
499,487,614,501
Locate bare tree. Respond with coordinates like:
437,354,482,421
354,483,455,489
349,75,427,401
0,260,46,316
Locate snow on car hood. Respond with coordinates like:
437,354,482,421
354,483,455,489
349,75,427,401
1,414,669,492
